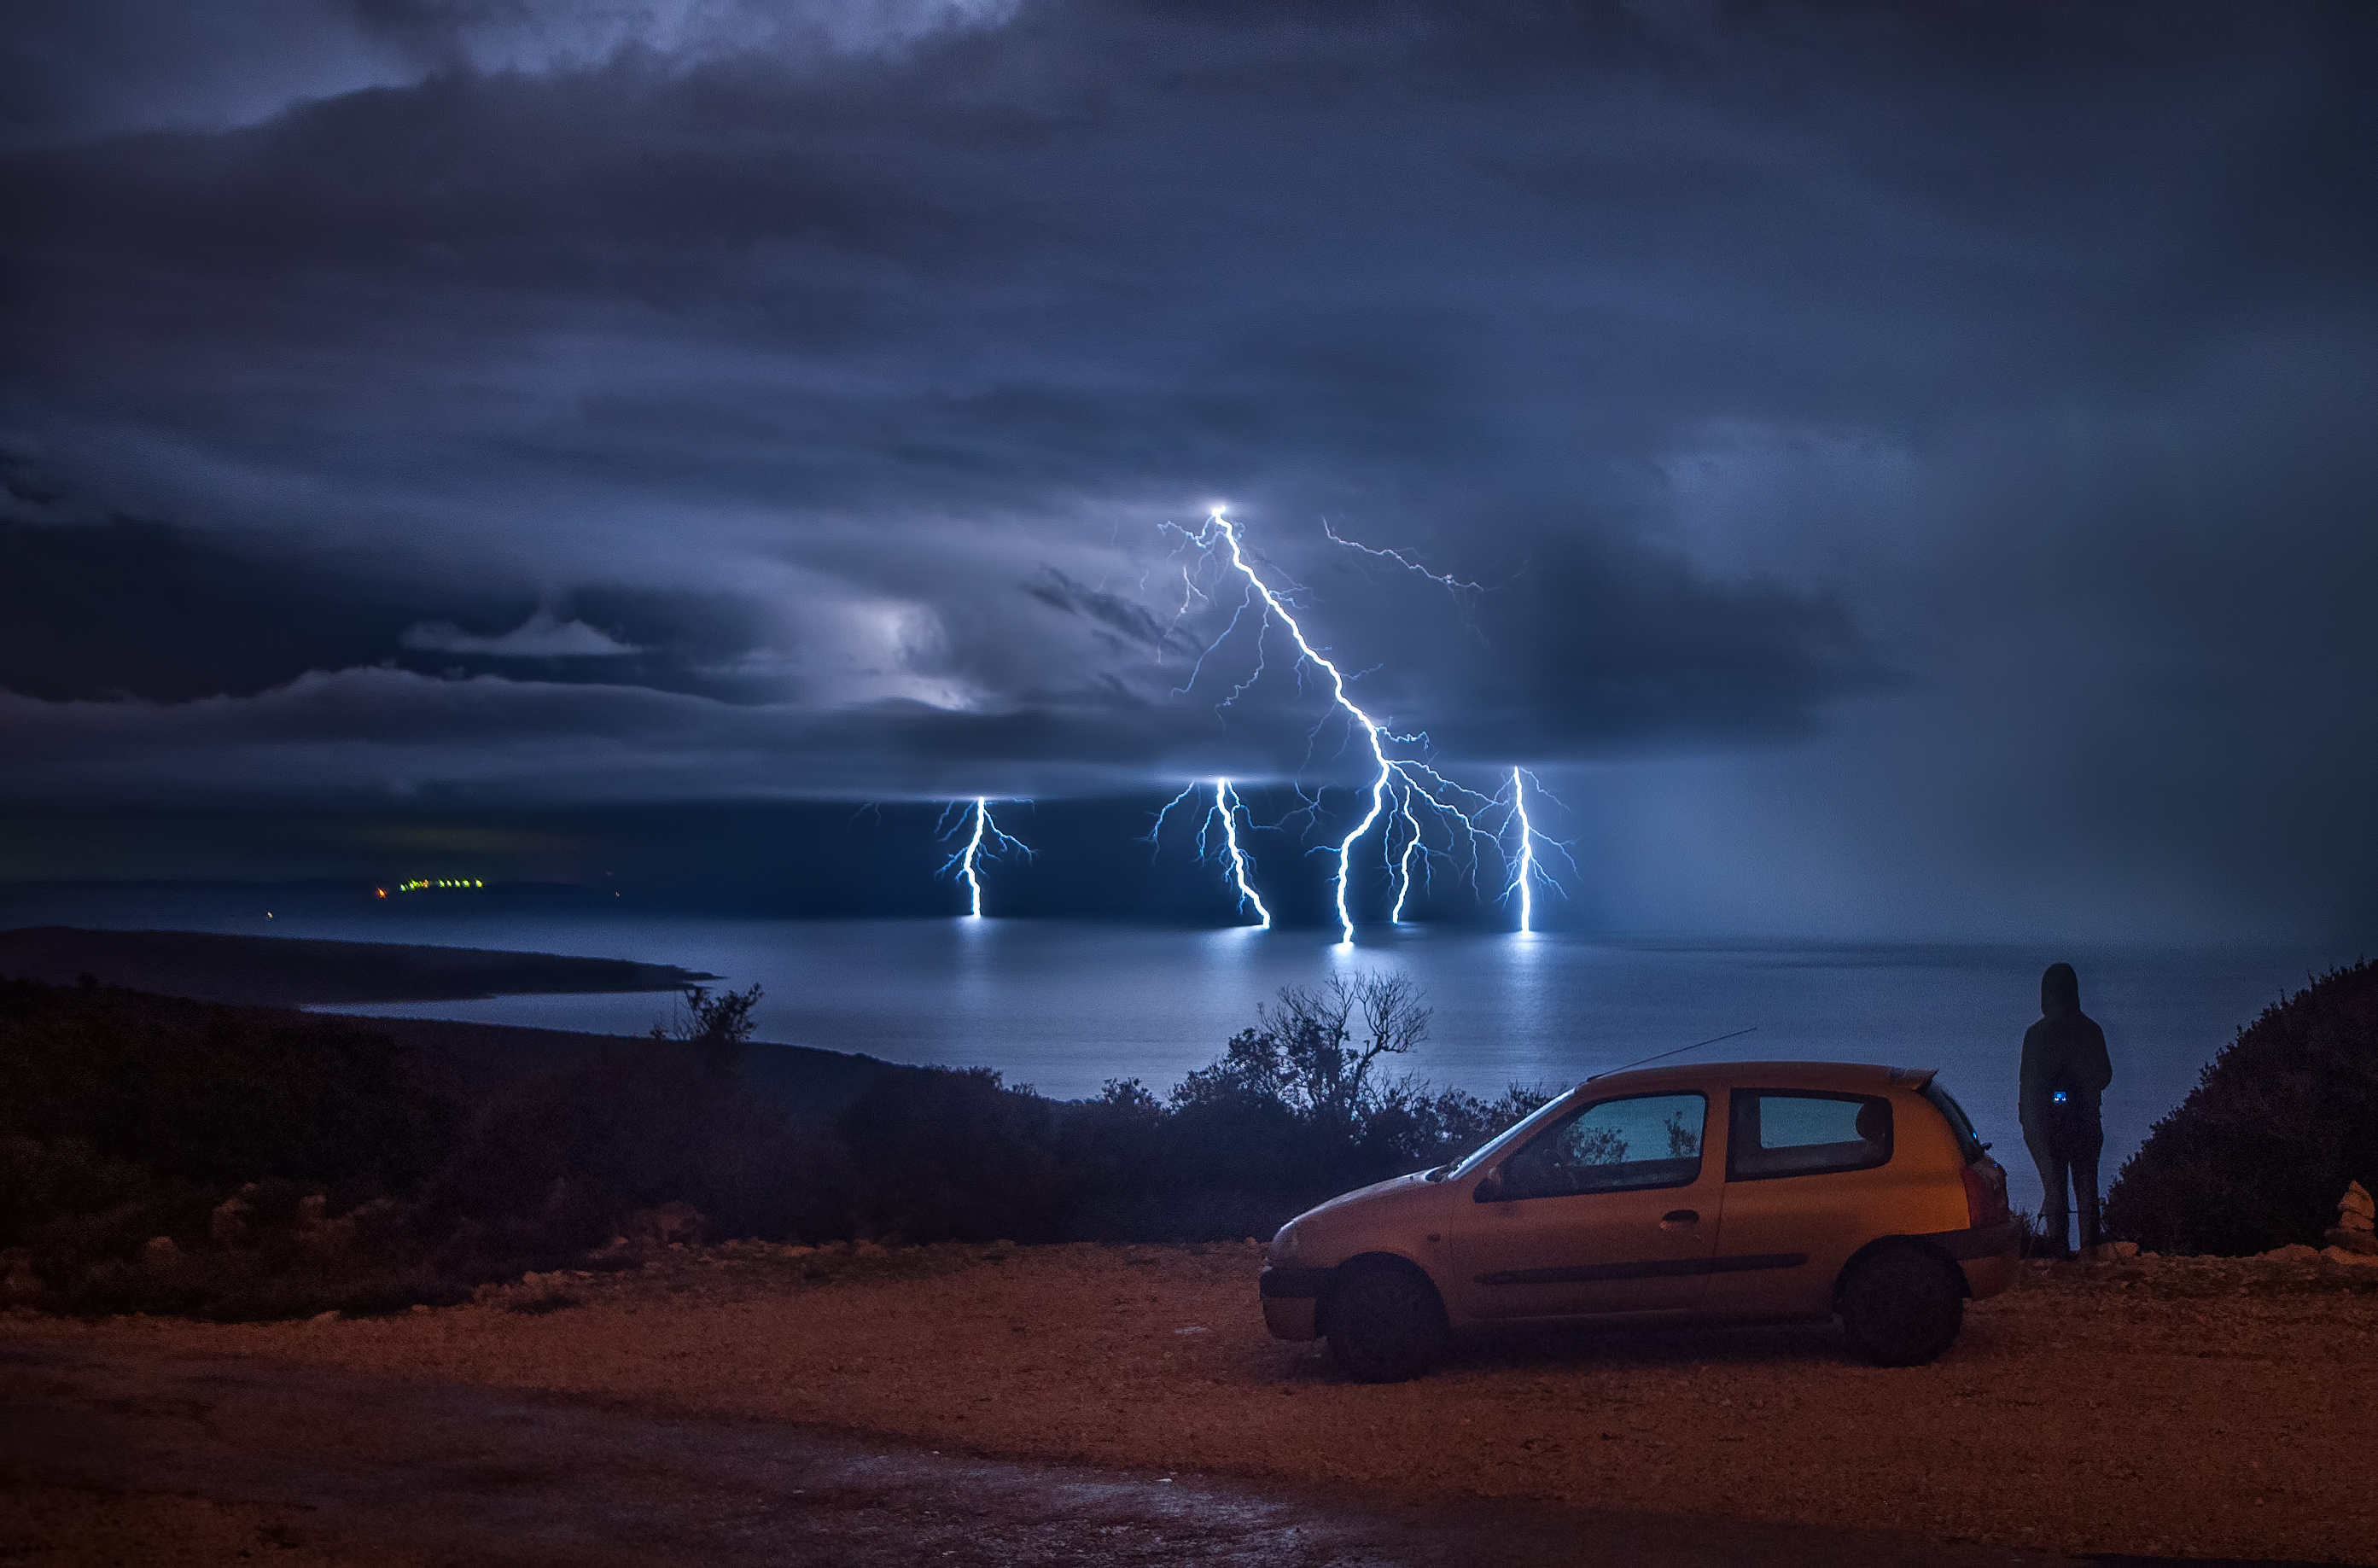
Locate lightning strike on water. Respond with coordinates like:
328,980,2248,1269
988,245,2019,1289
1193,513,1392,941
1496,766,1576,935
1214,780,1272,929
1150,778,1274,928
1169,511,1553,943
1509,767,1536,934
1390,786,1424,924
940,796,1033,918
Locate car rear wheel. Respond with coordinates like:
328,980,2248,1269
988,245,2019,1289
1326,1263,1449,1383
1839,1245,1965,1367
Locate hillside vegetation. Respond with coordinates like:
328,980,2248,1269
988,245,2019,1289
2105,959,2378,1255
0,971,1543,1320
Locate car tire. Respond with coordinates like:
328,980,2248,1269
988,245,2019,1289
1326,1263,1450,1383
1839,1245,1965,1367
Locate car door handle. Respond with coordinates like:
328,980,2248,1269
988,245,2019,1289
1660,1210,1700,1227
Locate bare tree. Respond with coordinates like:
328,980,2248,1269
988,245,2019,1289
1176,972,1432,1134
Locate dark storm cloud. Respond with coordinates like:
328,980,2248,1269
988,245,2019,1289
1022,568,1197,659
1,0,2374,934
0,466,421,703
0,462,807,706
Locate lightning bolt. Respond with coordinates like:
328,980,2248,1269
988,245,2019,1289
1214,779,1272,929
1150,778,1274,928
1320,519,1487,596
1195,513,1390,941
1498,766,1576,934
1167,511,1553,944
940,797,1033,918
1389,785,1423,924
1509,767,1536,934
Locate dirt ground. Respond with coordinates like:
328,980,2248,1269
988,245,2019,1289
4,1242,2375,1564
0,1347,2088,1568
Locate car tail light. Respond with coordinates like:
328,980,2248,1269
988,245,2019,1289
1961,1160,2009,1228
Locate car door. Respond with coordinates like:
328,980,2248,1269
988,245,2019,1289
1452,1091,1720,1319
1702,1087,1898,1319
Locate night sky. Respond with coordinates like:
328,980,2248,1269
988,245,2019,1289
3,2,2374,938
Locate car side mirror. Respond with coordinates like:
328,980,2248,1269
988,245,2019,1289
1472,1167,1507,1204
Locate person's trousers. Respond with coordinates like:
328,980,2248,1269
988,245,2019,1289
2030,1123,2103,1254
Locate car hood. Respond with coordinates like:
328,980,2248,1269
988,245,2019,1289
1298,1169,1436,1219
1274,1169,1451,1268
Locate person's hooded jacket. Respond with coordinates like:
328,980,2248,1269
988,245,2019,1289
2019,962,2112,1151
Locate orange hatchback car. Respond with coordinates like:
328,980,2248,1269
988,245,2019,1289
1259,1061,2017,1380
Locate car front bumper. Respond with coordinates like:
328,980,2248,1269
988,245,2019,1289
1257,1263,1332,1340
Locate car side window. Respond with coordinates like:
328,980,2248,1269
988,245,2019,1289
1728,1091,1892,1181
1498,1093,1705,1201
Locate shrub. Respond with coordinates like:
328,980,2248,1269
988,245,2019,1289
0,970,1559,1314
0,977,452,1202
429,1040,847,1249
2104,959,2378,1255
836,1067,1069,1242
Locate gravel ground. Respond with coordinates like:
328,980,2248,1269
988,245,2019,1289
5,1243,2374,1563
1,1487,421,1568
0,1347,2085,1568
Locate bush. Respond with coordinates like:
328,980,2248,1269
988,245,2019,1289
0,977,452,1201
429,1040,848,1250
0,978,475,1318
2104,959,2378,1255
836,1067,1067,1242
30,951,2378,1308
0,970,1556,1315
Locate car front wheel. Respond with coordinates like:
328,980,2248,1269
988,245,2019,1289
1326,1263,1449,1383
1839,1245,1965,1367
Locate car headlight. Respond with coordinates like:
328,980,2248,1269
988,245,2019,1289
1269,1221,1301,1260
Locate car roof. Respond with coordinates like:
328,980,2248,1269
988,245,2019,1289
1571,1060,1938,1099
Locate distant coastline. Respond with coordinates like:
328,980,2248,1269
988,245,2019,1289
0,926,718,1009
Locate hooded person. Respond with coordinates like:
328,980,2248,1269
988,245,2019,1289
2020,962,2113,1257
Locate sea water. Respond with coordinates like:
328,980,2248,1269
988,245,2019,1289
1,885,2352,1219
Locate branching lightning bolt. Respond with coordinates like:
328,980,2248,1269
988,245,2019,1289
1509,767,1536,934
1213,780,1271,929
1499,766,1575,935
1389,786,1424,924
1150,778,1273,928
1163,511,1570,943
940,796,1033,918
1320,520,1487,596
1192,513,1392,941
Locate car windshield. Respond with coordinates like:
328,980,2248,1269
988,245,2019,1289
1446,1089,1577,1180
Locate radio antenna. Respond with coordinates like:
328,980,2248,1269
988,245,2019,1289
1594,1025,1759,1080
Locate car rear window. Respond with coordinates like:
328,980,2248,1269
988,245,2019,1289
1920,1080,1989,1165
1727,1090,1891,1180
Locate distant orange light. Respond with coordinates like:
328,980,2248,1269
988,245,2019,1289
376,889,387,898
